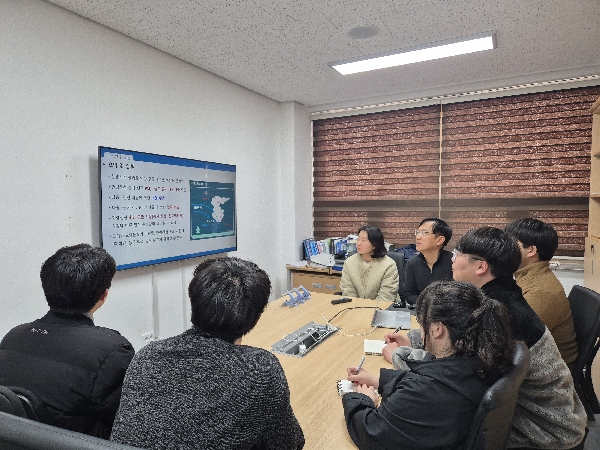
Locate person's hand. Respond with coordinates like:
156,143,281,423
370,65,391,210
355,384,379,404
347,367,379,389
382,342,399,363
384,332,410,346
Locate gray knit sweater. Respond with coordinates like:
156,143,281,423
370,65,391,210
110,327,304,450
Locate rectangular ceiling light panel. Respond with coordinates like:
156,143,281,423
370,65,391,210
331,32,497,75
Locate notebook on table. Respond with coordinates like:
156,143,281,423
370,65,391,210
336,379,379,397
336,380,355,396
363,339,386,355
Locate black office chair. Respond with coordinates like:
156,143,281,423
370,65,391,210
0,386,28,419
4,387,42,421
463,341,531,450
0,411,146,450
568,285,600,420
387,251,407,307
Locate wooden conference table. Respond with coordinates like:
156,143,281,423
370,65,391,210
243,292,418,450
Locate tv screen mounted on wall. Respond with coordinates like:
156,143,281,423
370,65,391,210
99,146,237,270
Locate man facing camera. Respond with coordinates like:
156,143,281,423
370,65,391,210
505,218,578,370
403,218,453,306
0,244,134,439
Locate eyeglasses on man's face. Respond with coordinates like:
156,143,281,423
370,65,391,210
451,249,484,262
414,230,435,236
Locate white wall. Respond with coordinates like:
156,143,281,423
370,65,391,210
0,0,312,350
552,265,585,299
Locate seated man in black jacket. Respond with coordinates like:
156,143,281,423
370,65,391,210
403,218,453,306
0,244,135,439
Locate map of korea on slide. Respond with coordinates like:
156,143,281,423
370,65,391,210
189,180,235,240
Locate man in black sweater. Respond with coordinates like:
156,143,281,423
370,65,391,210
0,244,134,439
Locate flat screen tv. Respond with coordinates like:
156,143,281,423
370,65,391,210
99,146,236,270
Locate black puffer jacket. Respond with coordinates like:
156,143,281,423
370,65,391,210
0,311,135,438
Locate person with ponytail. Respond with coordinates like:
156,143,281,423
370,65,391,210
381,227,587,450
342,281,515,450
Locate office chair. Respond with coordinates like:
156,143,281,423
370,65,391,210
0,386,28,419
386,251,407,307
463,341,530,450
0,411,146,450
568,285,600,420
5,386,41,421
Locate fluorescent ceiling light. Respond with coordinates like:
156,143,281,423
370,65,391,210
331,32,496,75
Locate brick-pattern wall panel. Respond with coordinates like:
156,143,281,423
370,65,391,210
441,86,600,255
312,86,600,256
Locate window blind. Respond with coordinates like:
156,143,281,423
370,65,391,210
313,85,600,256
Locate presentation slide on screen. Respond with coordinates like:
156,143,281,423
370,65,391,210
99,147,236,270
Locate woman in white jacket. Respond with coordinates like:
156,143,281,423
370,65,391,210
340,225,399,303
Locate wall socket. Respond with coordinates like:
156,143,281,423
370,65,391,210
141,332,154,342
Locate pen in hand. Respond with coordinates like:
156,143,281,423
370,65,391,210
355,356,366,375
385,326,403,344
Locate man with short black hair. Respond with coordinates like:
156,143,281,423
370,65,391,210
451,227,586,450
505,218,578,369
111,257,304,450
385,227,587,449
403,218,453,306
0,244,134,439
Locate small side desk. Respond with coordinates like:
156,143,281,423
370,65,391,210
243,292,417,450
286,264,342,294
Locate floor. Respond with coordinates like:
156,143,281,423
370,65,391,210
585,415,600,449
